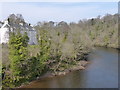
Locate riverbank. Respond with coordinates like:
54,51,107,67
18,60,88,88
42,60,88,77
94,44,119,50
16,46,118,89
2,43,90,89
18,47,118,88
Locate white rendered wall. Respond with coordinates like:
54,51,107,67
0,27,9,44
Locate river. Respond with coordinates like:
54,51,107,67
22,47,118,88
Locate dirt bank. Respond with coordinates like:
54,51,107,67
18,60,88,88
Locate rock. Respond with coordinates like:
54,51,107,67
79,66,85,70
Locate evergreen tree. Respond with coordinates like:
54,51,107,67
9,32,29,85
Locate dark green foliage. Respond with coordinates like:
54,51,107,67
3,32,29,87
9,32,29,77
26,56,39,80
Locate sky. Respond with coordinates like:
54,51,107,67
0,2,118,25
